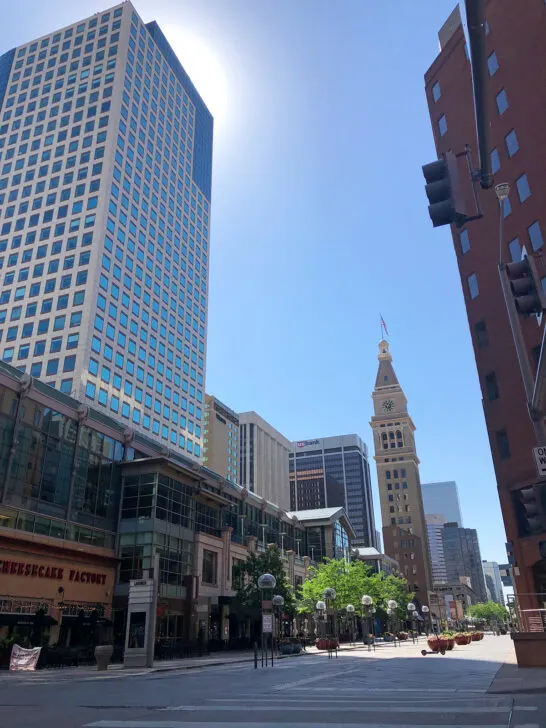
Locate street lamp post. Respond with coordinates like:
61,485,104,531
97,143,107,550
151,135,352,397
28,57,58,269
257,573,276,667
346,604,356,645
279,532,287,558
272,594,284,653
421,605,430,636
407,602,417,644
361,595,373,652
315,600,327,643
387,599,398,647
323,588,337,658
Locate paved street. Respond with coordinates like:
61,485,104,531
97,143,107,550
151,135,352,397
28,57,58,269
0,636,544,728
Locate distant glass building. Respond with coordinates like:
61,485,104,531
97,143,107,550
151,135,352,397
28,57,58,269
426,514,447,583
0,2,212,458
442,523,487,602
422,481,463,526
482,561,505,606
289,435,376,549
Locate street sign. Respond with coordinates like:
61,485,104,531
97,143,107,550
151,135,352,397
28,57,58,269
262,614,273,633
532,445,546,476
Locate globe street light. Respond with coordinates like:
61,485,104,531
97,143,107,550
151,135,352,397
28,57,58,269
421,605,430,636
321,589,337,655
272,594,284,649
346,604,356,644
387,600,398,646
361,595,373,651
407,602,417,644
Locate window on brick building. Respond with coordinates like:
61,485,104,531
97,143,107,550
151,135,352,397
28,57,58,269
467,273,479,299
528,222,544,251
496,429,511,460
496,89,508,114
475,320,489,348
485,371,499,401
460,229,470,254
505,129,519,157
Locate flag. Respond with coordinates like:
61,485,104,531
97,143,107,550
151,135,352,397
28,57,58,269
380,315,389,337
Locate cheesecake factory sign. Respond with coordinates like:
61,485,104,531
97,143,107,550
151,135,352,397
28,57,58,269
0,559,107,585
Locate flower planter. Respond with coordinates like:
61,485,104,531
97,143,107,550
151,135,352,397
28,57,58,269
383,635,393,642
454,635,470,646
446,638,455,651
471,633,480,642
427,636,448,653
397,633,408,641
315,638,337,651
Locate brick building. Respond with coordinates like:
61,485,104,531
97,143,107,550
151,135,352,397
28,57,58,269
424,2,546,601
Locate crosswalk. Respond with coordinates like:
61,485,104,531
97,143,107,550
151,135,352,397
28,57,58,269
81,689,540,728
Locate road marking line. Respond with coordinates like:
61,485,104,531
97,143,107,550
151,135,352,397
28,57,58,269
84,723,526,728
270,666,360,691
160,704,534,713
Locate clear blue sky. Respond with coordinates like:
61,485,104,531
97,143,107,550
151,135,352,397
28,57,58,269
1,1,507,565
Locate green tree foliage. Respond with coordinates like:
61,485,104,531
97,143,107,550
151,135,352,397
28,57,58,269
233,547,296,617
298,558,411,617
466,601,508,623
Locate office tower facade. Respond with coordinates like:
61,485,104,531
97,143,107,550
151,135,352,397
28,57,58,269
202,395,239,483
426,513,448,584
0,2,212,459
482,560,506,606
370,339,432,599
442,523,488,603
289,434,376,549
425,3,546,598
422,481,463,526
239,411,291,510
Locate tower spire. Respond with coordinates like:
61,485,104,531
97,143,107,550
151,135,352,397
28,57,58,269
375,340,399,389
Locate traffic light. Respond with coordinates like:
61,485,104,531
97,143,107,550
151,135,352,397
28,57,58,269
513,485,545,536
422,151,467,228
505,256,546,317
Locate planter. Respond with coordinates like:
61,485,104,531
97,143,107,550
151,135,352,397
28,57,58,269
454,635,470,646
471,633,480,642
446,638,455,651
383,635,393,642
427,636,448,653
279,643,302,655
94,644,114,672
397,633,408,641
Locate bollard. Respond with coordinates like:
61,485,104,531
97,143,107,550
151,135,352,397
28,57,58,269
254,641,258,669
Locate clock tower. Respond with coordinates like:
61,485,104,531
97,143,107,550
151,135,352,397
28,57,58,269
370,339,432,601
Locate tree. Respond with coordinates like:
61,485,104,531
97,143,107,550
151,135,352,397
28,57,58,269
298,558,411,618
466,601,508,624
233,547,296,617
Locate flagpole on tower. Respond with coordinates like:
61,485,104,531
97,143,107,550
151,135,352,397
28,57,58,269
380,314,389,340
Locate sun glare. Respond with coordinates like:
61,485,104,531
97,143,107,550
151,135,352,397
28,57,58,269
162,25,229,125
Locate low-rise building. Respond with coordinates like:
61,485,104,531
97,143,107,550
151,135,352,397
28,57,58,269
285,507,354,562
0,361,311,652
353,547,400,576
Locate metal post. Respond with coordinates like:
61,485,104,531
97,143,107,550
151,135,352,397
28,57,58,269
254,641,258,669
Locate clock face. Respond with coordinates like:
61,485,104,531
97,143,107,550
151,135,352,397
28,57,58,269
382,399,395,412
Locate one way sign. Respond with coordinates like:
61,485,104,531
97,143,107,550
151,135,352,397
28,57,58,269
533,446,546,477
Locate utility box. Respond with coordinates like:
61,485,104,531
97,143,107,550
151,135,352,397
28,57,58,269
123,577,157,668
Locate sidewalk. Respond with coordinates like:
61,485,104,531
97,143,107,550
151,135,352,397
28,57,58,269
0,642,368,681
489,663,546,694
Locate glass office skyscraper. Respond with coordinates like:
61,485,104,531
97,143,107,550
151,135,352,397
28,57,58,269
289,435,377,549
0,3,213,458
